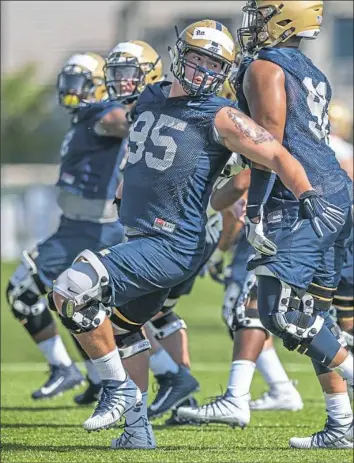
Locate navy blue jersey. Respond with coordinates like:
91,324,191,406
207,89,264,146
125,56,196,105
56,101,124,200
236,48,353,210
120,81,234,247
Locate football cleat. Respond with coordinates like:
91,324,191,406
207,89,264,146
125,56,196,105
111,417,156,450
147,366,199,420
83,376,142,432
177,391,250,428
31,363,84,400
289,416,353,449
164,397,199,426
74,376,102,405
250,381,303,411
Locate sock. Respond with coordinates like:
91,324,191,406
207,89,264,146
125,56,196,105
227,360,256,398
91,347,126,382
84,359,101,385
335,353,354,386
324,392,353,425
125,391,148,426
256,347,293,392
37,335,72,367
150,348,179,376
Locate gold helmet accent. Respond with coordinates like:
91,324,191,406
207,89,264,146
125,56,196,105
329,100,353,142
218,45,243,100
57,52,107,110
170,19,236,96
238,1,323,54
104,40,162,101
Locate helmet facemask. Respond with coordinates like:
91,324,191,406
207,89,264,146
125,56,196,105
237,1,293,55
57,65,103,111
104,55,161,103
171,38,232,97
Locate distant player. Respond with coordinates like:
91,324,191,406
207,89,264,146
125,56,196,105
6,52,130,400
50,19,343,452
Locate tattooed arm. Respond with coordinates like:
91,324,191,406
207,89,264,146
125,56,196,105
214,107,313,199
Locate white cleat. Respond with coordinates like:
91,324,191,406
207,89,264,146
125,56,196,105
177,392,250,428
83,377,142,432
250,381,303,411
289,417,353,449
111,417,156,450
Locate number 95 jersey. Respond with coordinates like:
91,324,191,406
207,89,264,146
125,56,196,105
120,82,233,247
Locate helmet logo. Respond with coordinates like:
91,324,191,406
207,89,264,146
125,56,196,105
192,27,234,54
316,15,323,25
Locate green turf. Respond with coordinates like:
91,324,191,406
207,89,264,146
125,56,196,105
1,262,352,462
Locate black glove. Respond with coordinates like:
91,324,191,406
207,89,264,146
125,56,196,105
298,190,345,238
113,197,121,215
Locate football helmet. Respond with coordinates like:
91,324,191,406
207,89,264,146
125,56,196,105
170,19,236,96
329,100,353,142
238,1,324,54
57,52,107,110
104,40,162,102
218,51,243,100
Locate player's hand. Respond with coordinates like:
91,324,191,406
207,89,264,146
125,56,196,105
207,248,225,284
298,190,346,238
205,213,223,245
245,206,277,256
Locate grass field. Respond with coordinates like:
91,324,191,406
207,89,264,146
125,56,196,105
1,261,353,463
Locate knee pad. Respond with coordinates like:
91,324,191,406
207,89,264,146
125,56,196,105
149,309,187,340
256,270,324,354
52,250,112,334
222,274,266,335
6,253,53,336
115,329,151,359
7,251,47,319
233,307,270,337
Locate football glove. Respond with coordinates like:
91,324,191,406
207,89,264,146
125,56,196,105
207,248,225,284
245,206,277,256
298,190,345,238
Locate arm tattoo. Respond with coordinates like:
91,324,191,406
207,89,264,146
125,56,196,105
227,108,275,145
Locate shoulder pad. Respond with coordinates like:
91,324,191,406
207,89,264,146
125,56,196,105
136,81,171,109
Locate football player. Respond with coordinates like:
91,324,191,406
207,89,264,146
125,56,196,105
73,41,164,408
50,19,343,452
145,79,248,424
6,52,131,400
179,1,353,450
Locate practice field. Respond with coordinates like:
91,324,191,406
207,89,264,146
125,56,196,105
1,262,352,463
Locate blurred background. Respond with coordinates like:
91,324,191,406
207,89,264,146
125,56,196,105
1,0,353,260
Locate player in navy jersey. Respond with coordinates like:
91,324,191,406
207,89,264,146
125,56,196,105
179,1,353,450
50,18,343,450
6,52,131,401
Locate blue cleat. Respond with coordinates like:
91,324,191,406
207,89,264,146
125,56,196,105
32,363,85,400
83,377,142,432
74,376,102,405
148,366,199,420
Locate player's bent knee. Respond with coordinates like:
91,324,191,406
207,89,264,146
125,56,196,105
257,271,326,354
6,255,53,336
149,308,187,340
51,250,112,334
233,307,270,337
